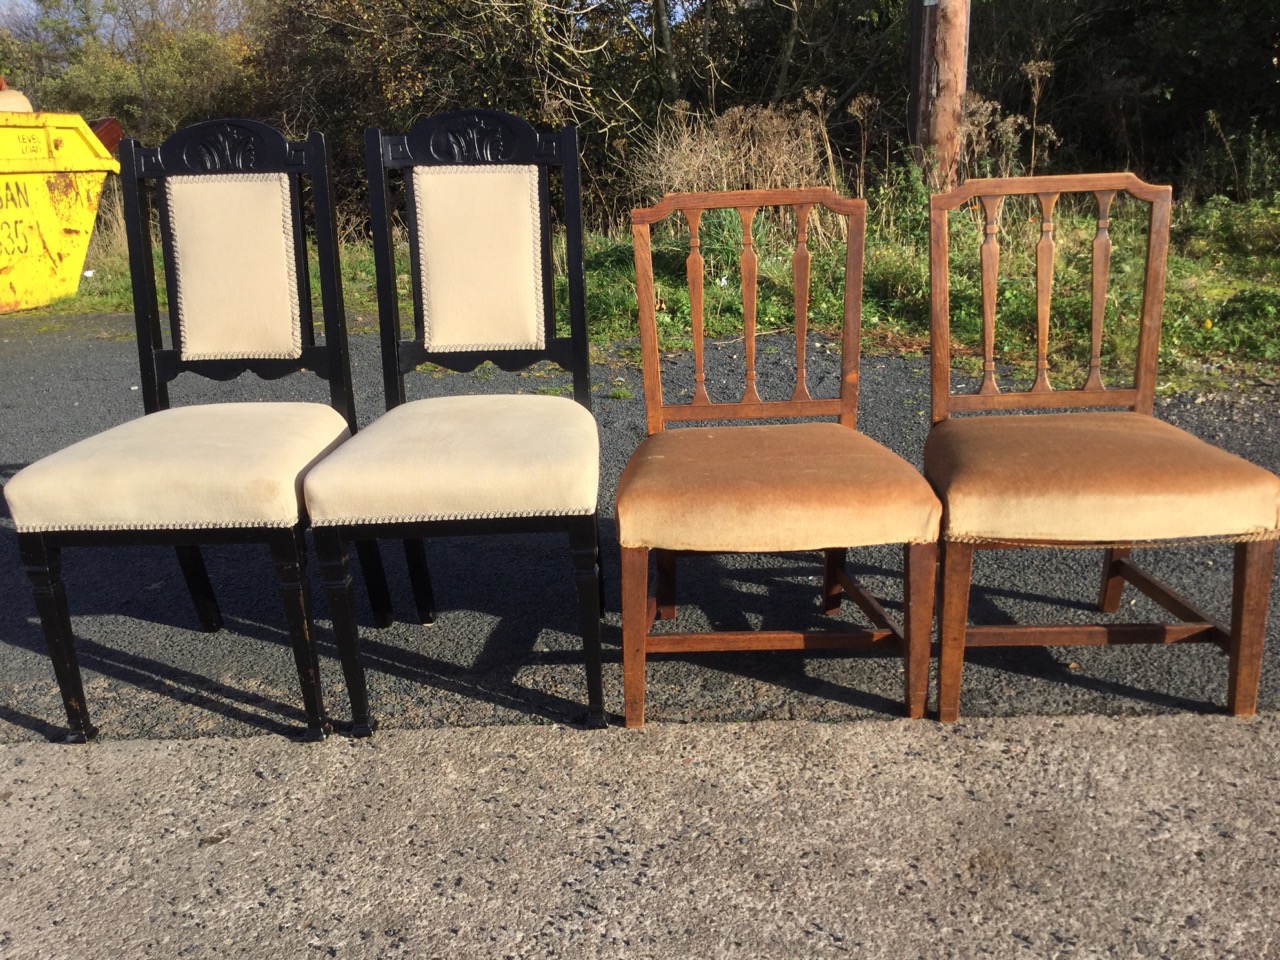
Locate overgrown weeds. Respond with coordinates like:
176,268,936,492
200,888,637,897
630,98,842,201
70,180,135,313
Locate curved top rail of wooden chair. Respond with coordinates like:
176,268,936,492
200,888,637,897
632,186,864,224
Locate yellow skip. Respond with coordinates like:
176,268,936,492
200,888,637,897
0,95,119,314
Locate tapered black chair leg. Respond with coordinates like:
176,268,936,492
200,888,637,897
316,530,376,737
354,539,394,627
268,528,329,741
594,519,606,617
175,544,223,631
570,517,606,728
18,534,98,743
403,538,437,625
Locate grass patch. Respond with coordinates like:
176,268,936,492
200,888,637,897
19,187,1280,389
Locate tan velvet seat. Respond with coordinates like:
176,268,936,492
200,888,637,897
619,422,941,553
619,188,940,728
926,173,1280,723
3,120,378,743
926,413,1280,545
305,394,598,526
8,404,349,533
308,111,604,737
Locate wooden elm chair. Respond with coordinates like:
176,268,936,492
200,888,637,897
302,110,604,735
3,119,390,742
925,173,1280,721
617,188,943,728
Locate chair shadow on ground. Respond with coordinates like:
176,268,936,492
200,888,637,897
959,555,1222,715
312,532,608,731
621,541,1224,719
628,550,909,718
0,499,1232,737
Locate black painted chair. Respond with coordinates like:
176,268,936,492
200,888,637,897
3,119,390,742
303,110,604,734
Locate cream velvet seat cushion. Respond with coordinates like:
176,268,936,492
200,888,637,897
304,394,599,525
617,422,942,553
5,403,350,532
924,412,1280,544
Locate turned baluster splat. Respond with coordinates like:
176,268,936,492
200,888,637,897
929,172,1172,421
1032,191,1060,393
738,205,762,406
630,186,866,429
685,209,710,406
1085,190,1116,391
790,203,814,403
978,194,1002,395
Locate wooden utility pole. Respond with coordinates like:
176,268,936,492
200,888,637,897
654,0,680,103
908,0,970,190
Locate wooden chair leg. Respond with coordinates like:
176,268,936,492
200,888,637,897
403,538,437,625
18,534,98,743
175,544,223,632
1227,538,1277,717
1097,546,1131,613
822,548,847,615
937,540,975,723
315,529,375,737
569,518,606,728
268,529,329,741
621,545,650,728
902,542,938,719
354,539,394,628
654,548,676,620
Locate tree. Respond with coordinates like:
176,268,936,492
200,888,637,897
0,0,249,139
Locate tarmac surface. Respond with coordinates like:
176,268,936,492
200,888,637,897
5,715,1280,959
2,312,1280,955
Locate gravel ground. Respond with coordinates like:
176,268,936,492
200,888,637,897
1,312,1278,743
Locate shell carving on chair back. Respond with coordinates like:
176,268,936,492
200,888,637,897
188,124,260,171
157,119,294,174
427,113,519,163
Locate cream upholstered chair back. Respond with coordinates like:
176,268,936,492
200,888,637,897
366,110,590,411
122,119,355,426
409,164,545,353
164,172,303,361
